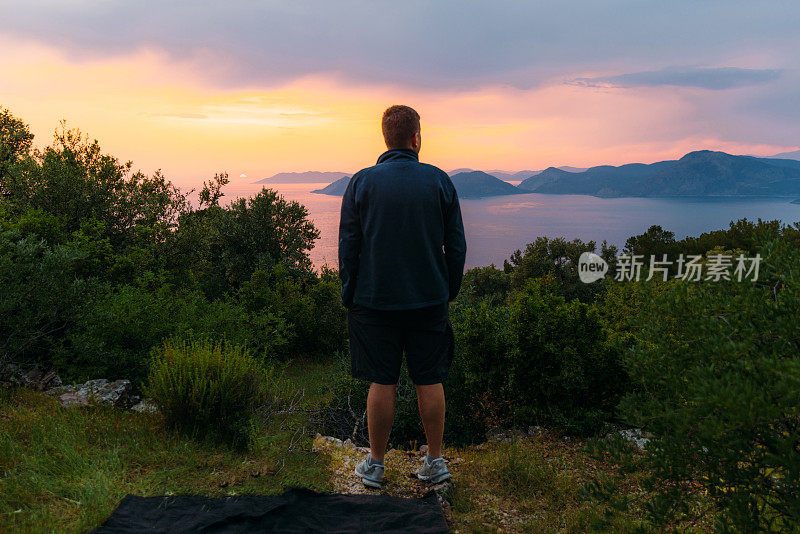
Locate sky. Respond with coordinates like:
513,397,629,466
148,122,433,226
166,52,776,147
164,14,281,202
1,1,799,188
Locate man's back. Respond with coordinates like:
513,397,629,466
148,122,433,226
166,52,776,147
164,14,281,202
343,104,462,490
338,147,466,310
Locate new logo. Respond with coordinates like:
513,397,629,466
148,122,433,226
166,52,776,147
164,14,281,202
578,252,608,283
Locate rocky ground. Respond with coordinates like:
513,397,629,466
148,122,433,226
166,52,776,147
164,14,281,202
312,434,458,521
0,364,158,412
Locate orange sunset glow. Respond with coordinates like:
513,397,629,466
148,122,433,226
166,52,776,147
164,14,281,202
2,4,798,189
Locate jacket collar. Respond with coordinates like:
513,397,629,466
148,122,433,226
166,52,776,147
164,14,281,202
377,148,419,164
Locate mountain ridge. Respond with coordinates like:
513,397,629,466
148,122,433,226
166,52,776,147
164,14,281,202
311,170,523,199
520,150,800,198
310,176,351,195
769,149,800,160
254,171,350,184
310,150,800,199
448,170,524,198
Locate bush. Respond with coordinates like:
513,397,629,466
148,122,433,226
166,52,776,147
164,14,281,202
145,338,273,448
618,239,800,530
321,276,629,446
63,283,290,387
503,236,617,303
237,264,346,360
446,300,515,442
450,278,626,437
508,277,626,433
0,227,95,368
460,264,510,305
167,188,320,299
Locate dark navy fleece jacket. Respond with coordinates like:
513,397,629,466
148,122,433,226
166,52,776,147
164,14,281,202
338,148,467,310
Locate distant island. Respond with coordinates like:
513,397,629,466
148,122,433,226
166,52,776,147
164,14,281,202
311,170,526,199
255,171,350,184
311,176,351,195
523,151,800,197
770,149,800,160
309,150,800,199
448,167,586,181
448,170,525,198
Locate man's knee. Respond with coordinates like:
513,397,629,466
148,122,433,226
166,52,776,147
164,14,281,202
370,382,397,391
415,383,443,393
368,383,398,402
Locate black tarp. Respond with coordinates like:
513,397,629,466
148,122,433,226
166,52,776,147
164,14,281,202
91,487,449,533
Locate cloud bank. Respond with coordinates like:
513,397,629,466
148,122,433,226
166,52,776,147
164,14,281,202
2,1,798,90
568,67,783,90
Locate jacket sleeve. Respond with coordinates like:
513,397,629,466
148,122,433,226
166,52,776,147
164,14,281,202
338,176,361,308
443,182,467,301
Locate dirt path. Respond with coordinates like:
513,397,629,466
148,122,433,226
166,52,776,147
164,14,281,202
312,435,458,515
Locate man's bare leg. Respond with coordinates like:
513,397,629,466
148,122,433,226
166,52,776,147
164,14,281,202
416,383,445,458
367,383,397,462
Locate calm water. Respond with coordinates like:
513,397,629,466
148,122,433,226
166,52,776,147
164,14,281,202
223,182,800,269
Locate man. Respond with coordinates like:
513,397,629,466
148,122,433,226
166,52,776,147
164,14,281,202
338,105,467,489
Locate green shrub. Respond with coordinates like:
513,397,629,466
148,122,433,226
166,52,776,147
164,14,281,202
145,338,273,448
618,239,800,530
166,187,320,299
61,282,293,386
503,236,617,303
320,275,629,446
460,264,510,305
447,300,515,441
448,277,626,438
0,227,95,368
237,264,346,360
508,277,626,433
371,277,630,445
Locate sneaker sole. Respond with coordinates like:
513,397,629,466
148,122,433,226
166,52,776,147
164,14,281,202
417,471,451,484
354,466,382,489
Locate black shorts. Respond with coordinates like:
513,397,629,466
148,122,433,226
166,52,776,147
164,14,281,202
347,302,454,385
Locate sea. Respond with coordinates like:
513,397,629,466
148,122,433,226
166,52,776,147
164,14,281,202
222,182,800,270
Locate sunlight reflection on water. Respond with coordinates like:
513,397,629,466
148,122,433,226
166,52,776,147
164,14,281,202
221,181,800,270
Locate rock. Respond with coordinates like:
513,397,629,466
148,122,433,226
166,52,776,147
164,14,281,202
419,444,428,454
431,480,451,493
48,378,134,408
31,369,62,390
619,428,650,450
1,364,62,390
131,399,159,414
316,435,343,447
57,391,90,407
527,425,543,436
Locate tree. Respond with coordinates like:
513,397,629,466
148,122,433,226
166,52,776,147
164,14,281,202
0,228,94,367
198,172,230,209
619,239,800,530
459,264,510,305
168,187,321,299
623,225,676,257
503,236,617,302
0,107,35,196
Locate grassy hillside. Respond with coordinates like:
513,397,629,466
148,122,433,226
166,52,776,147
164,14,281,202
0,360,712,533
0,362,336,533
